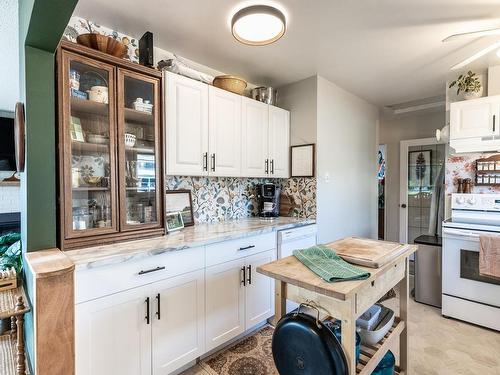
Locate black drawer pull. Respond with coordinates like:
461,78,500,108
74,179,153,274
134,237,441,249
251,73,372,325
138,266,166,275
238,245,255,251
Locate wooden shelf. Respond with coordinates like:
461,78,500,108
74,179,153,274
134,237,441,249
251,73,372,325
356,318,405,375
72,187,110,192
71,97,108,116
476,170,500,174
124,107,153,123
72,141,109,153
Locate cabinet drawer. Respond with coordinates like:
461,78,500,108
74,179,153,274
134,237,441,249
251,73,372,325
206,232,276,267
76,246,205,303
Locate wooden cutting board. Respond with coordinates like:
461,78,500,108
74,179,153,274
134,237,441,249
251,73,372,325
326,237,410,269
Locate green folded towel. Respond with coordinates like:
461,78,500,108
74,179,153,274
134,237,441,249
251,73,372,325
293,245,370,283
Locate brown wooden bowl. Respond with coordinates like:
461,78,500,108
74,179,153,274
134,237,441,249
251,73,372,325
213,75,247,95
77,33,128,58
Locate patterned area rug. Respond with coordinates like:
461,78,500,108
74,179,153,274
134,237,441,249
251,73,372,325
200,325,278,375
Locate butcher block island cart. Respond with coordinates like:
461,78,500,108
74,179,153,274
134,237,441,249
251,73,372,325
257,237,417,375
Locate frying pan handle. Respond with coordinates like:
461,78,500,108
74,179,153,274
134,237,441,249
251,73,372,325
294,302,321,328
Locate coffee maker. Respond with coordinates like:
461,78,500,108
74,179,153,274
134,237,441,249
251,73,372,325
257,184,280,219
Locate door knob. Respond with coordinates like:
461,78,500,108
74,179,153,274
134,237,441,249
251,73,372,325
401,204,407,208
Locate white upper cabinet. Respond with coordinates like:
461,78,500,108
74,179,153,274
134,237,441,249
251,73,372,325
165,73,290,177
450,96,500,140
165,71,209,176
209,86,242,176
241,97,270,177
269,106,290,178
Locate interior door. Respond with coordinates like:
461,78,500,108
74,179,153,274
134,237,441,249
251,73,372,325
205,258,246,352
75,285,151,375
152,270,205,375
245,250,276,329
268,106,290,178
165,71,208,176
241,97,269,177
208,86,242,176
450,98,500,139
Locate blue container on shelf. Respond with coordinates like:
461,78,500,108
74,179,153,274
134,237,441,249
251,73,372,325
323,319,361,364
371,350,395,375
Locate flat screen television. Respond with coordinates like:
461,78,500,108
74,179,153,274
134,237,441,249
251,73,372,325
0,111,16,171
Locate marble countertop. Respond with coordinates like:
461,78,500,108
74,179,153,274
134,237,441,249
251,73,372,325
66,217,315,270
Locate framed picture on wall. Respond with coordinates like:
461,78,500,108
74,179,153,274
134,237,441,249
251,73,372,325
165,190,194,227
291,144,315,177
409,150,432,190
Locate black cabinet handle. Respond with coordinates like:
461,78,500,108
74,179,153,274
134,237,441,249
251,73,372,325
265,159,269,174
211,153,216,172
145,297,150,324
270,159,274,174
238,245,255,251
494,115,496,133
247,265,252,285
138,266,165,276
155,293,161,320
241,266,246,286
203,152,208,171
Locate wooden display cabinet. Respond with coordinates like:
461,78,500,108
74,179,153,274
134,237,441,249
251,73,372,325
57,41,164,249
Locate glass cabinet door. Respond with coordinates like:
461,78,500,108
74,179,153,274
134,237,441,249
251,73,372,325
62,51,118,238
117,69,162,230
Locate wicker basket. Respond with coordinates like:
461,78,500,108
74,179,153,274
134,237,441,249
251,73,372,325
213,75,247,95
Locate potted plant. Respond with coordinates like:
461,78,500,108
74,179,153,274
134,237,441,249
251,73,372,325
449,71,483,100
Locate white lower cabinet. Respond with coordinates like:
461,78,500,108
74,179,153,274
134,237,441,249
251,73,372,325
245,250,276,328
152,270,205,375
205,249,276,352
75,233,279,375
75,284,152,375
205,258,246,352
76,269,205,375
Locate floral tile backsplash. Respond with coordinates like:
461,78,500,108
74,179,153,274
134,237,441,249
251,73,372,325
166,177,317,223
64,17,140,63
446,152,500,194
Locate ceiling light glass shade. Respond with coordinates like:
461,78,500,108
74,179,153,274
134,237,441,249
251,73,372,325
231,5,286,46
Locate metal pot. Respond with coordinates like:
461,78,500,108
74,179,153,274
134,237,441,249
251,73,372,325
251,86,278,105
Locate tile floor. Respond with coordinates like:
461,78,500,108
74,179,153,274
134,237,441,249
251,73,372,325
182,296,500,375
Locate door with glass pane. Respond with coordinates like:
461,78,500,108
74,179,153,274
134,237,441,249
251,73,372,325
61,51,118,239
117,69,162,231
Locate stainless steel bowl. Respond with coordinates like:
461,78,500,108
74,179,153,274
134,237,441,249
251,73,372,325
251,87,278,105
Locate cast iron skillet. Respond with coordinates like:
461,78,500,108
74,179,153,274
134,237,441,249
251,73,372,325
272,303,349,375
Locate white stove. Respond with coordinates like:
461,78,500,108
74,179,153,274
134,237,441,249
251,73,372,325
442,193,500,331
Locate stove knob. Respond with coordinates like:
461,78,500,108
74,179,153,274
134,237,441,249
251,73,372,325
468,197,476,205
456,196,465,205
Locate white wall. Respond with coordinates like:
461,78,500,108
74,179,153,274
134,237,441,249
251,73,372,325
278,76,317,146
316,76,379,243
0,0,19,111
379,110,445,241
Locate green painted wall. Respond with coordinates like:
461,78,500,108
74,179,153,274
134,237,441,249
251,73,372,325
18,0,78,371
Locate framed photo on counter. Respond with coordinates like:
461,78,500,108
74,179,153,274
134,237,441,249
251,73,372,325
165,189,194,226
165,212,184,232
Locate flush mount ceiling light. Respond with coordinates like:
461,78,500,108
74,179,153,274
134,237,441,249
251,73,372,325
231,5,286,46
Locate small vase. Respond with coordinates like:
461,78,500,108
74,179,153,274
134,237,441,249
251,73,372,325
463,88,483,100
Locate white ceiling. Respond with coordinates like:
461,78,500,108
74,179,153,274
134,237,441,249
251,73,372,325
74,0,500,107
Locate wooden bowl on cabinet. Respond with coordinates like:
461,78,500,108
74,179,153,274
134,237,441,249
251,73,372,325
77,33,128,58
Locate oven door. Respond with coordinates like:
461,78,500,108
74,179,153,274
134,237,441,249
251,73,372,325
442,227,500,307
